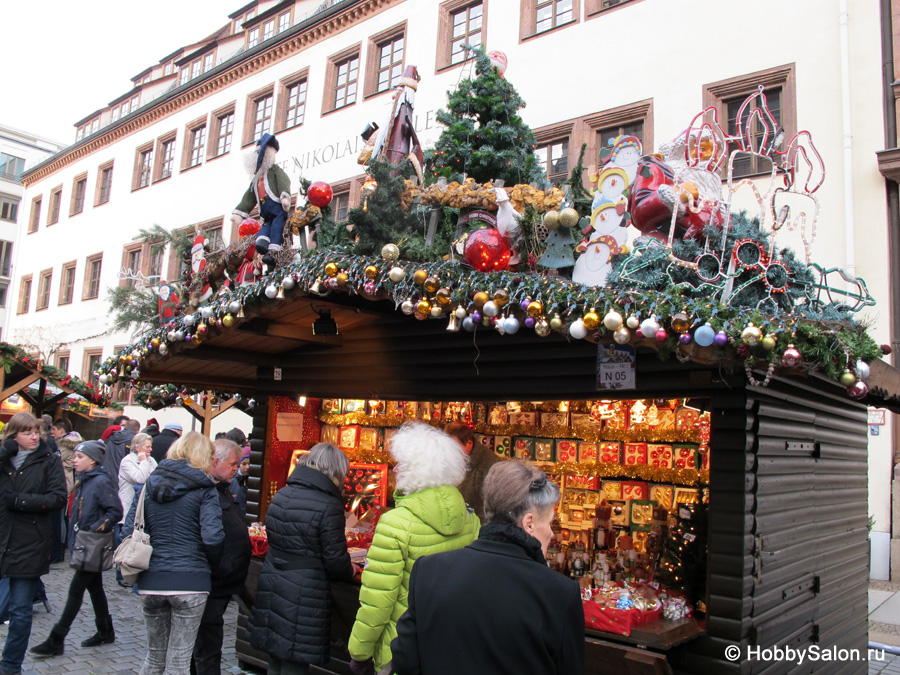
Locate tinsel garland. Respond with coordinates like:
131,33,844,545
0,341,113,407
474,423,701,444
344,448,395,465
318,412,412,428
548,461,708,486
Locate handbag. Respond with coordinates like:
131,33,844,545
69,529,114,573
113,485,153,584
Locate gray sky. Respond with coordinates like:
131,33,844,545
2,1,234,145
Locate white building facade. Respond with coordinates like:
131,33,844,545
13,0,899,575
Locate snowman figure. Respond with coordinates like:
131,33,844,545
573,202,628,287
590,166,629,215
602,135,642,184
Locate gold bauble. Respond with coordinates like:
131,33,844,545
559,207,579,229
473,292,489,308
183,396,193,406
150,338,160,348
336,273,350,287
362,178,378,197
543,210,560,230
324,262,339,277
365,265,379,279
412,270,428,285
741,322,761,346
583,310,600,331
535,318,551,337
435,288,452,305
424,276,440,293
381,243,400,261
416,299,432,315
671,312,691,333
527,301,543,318
222,314,235,328
493,288,510,306
760,336,776,351
549,315,563,330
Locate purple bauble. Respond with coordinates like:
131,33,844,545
847,381,868,400
713,331,729,348
520,300,531,312
679,332,692,345
471,311,482,323
525,317,535,329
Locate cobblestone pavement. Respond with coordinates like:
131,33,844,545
0,560,253,675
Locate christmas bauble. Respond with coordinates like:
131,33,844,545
671,312,691,333
741,323,761,346
455,306,467,319
462,317,476,332
471,310,482,322
158,344,168,356
436,288,451,305
308,181,333,208
626,315,640,329
582,311,600,331
679,332,691,345
265,285,278,299
99,375,108,385
640,317,660,337
228,300,242,314
558,207,579,229
856,360,870,381
363,281,377,296
416,299,431,315
239,218,261,238
401,299,415,315
150,338,160,349
603,311,623,331
493,288,510,306
430,305,442,318
714,331,729,348
613,326,631,344
222,314,234,328
389,267,405,282
487,50,508,76
412,270,428,285
424,276,439,293
201,306,213,319
282,276,295,290
463,228,511,272
847,380,868,399
655,329,668,343
839,370,856,387
543,210,560,231
549,315,563,330
760,336,776,351
526,301,543,318
174,330,185,341
694,324,715,347
781,345,802,368
324,262,338,277
183,314,195,327
365,265,378,279
504,316,520,334
535,318,551,337
482,301,499,317
336,273,349,287
570,319,588,339
381,243,400,261
473,291,489,308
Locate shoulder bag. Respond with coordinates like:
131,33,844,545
113,485,153,583
70,528,115,573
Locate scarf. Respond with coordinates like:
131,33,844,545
478,522,547,565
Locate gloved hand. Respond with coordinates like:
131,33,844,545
230,213,243,229
5,493,19,509
349,658,376,675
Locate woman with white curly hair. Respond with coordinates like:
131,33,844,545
348,422,480,675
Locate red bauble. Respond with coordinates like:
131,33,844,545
463,228,511,272
239,218,261,237
308,181,334,208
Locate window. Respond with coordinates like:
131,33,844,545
0,196,19,222
535,139,569,181
91,119,99,134
0,241,13,277
122,245,142,288
131,96,139,112
437,1,484,70
201,224,224,251
48,186,62,225
586,0,640,13
83,349,103,383
334,54,360,109
0,285,7,309
365,24,406,98
96,162,114,205
167,227,195,281
28,196,41,233
277,72,308,131
251,93,274,141
36,269,52,311
164,62,172,76
203,53,214,72
70,174,87,215
56,352,70,373
263,19,275,41
278,10,291,32
333,191,349,221
248,27,260,48
156,134,176,180
703,65,796,180
83,253,102,300
536,0,573,32
211,108,235,157
59,261,76,305
180,67,190,85
112,108,120,122
0,153,25,182
185,121,207,169
134,144,153,189
597,120,644,165
17,275,32,314
148,244,165,281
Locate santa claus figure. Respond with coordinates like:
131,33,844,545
366,65,424,184
231,133,292,266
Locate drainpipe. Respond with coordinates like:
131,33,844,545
840,0,856,280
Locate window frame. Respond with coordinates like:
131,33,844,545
120,243,143,288
17,274,32,314
82,348,104,383
55,351,70,373
243,85,275,146
199,218,226,253
70,173,87,216
0,241,13,278
47,186,63,226
0,195,18,223
278,9,292,32
59,260,76,306
585,0,644,18
28,196,41,234
331,180,351,222
182,115,209,171
365,22,407,99
133,142,154,191
702,64,797,180
36,268,52,311
436,0,486,72
209,103,236,160
322,44,362,116
275,69,309,132
83,253,103,301
166,226,197,282
154,132,177,182
95,160,114,206
535,138,571,184
520,0,579,42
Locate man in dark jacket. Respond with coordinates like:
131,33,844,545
0,414,67,674
150,421,181,462
191,439,251,675
104,419,140,483
446,422,500,521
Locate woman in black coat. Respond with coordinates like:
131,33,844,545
249,443,354,675
390,460,585,675
30,440,122,658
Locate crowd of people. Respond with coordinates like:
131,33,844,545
0,411,584,675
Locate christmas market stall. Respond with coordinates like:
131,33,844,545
100,50,900,675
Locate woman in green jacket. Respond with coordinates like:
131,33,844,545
348,423,480,675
